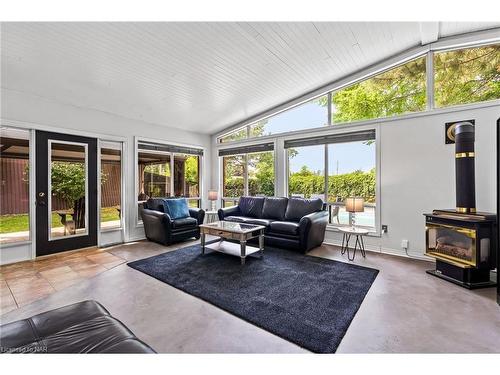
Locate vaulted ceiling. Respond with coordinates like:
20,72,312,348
1,22,499,134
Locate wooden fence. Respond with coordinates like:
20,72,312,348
0,158,121,215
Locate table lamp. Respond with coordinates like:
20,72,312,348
345,197,364,228
208,190,218,211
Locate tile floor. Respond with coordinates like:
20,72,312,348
0,247,126,315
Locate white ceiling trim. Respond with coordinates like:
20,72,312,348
419,22,440,44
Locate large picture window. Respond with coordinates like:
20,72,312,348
137,141,203,222
0,127,31,244
434,44,500,108
286,130,376,230
220,143,274,207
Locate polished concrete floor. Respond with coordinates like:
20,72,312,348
1,239,499,353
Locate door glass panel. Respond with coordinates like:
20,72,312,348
100,142,122,230
49,141,88,240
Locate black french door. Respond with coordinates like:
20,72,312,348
36,131,98,256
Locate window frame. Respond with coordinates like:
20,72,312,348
220,95,330,143
135,137,204,226
329,55,428,124
432,43,500,109
284,128,379,233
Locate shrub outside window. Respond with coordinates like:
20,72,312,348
221,150,274,207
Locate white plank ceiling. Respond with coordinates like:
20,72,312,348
1,22,499,134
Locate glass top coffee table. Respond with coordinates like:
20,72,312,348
199,221,265,265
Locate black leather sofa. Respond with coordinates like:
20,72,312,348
141,198,205,246
218,196,328,253
0,300,155,353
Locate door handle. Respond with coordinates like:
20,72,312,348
37,192,47,206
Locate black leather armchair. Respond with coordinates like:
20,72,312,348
141,198,205,246
218,196,328,253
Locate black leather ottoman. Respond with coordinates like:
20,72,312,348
0,300,155,353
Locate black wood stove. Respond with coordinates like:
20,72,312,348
424,121,497,289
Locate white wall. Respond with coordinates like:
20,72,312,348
1,88,212,263
336,104,498,258
211,102,499,259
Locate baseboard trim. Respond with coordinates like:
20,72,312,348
126,235,146,243
322,240,434,262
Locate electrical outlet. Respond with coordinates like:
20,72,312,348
382,225,388,233
401,239,409,249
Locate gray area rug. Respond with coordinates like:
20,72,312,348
128,242,378,353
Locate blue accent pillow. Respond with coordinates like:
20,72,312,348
163,198,190,220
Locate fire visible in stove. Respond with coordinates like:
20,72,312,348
436,236,472,260
427,224,475,266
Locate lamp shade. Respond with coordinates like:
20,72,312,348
345,197,364,213
208,190,218,201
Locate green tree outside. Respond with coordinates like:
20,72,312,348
434,45,500,107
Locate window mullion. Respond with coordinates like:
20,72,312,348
244,153,249,196
324,144,328,205
426,50,434,110
327,92,332,126
170,152,174,197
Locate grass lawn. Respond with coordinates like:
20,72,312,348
0,214,30,234
0,207,120,234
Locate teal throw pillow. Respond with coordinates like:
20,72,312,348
163,198,190,220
